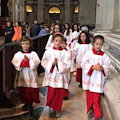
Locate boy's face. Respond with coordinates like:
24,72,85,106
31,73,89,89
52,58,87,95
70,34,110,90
61,41,67,49
93,39,103,51
53,36,63,49
21,40,31,52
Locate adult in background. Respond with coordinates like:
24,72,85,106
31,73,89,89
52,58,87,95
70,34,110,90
30,20,40,37
37,22,47,37
4,21,14,43
12,21,22,41
21,21,26,36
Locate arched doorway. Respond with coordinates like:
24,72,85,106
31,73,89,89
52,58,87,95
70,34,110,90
73,5,78,23
48,6,61,24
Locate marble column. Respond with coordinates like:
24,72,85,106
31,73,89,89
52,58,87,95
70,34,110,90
78,0,96,25
37,0,44,23
20,0,25,22
13,0,19,24
96,0,114,30
112,0,120,32
65,0,70,23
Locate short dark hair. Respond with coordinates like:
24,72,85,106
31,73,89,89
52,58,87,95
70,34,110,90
20,36,32,46
93,35,104,43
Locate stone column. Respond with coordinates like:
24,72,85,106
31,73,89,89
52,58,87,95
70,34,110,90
78,0,96,25
65,0,70,23
20,0,25,22
112,0,120,32
96,0,114,30
37,0,44,23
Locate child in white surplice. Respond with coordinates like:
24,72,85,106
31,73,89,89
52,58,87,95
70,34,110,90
81,35,111,120
12,36,40,114
41,32,71,118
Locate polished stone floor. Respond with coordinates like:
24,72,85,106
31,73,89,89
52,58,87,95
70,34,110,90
0,73,95,120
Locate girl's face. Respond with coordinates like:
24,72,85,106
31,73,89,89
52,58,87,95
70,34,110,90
15,22,18,26
93,39,103,51
65,24,69,29
53,36,63,49
74,25,77,31
80,33,86,42
61,41,67,49
54,25,60,33
21,40,31,52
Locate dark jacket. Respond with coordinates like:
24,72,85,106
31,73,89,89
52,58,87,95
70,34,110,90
4,26,14,43
30,24,40,37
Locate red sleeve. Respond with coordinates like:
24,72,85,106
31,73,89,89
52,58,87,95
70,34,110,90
87,65,93,76
20,59,26,67
102,70,106,77
50,63,55,73
25,59,30,67
71,39,74,42
56,65,59,71
20,59,30,67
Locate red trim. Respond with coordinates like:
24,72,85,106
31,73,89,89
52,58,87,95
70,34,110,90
81,41,86,44
102,70,106,77
50,63,54,73
53,46,63,51
25,59,30,67
92,48,104,56
20,59,30,67
71,39,74,42
20,59,26,67
87,65,93,75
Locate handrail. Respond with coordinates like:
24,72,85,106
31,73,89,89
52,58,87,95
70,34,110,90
0,34,50,98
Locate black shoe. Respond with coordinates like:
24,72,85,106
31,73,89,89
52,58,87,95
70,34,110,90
28,104,33,114
79,83,82,87
63,97,69,100
22,103,28,111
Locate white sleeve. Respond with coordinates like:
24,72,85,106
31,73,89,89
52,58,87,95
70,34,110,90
45,35,53,49
58,51,71,73
41,50,53,74
29,52,40,70
81,52,93,75
102,54,111,78
11,52,23,71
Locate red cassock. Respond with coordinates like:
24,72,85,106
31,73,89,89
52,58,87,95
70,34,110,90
76,68,82,82
46,86,63,112
86,90,101,118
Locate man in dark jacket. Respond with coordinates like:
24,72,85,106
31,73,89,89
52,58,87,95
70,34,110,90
4,21,14,43
30,20,40,37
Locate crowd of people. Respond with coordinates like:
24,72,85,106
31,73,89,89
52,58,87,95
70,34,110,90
4,20,95,44
11,20,110,120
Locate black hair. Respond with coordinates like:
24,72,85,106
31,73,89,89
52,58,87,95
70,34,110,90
93,35,104,43
78,31,91,44
65,23,70,36
63,38,67,44
52,23,63,38
72,23,79,32
53,33,64,41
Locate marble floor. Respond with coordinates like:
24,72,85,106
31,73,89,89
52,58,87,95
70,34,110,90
0,73,94,120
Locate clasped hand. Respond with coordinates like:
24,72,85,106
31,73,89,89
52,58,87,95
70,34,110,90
93,63,103,71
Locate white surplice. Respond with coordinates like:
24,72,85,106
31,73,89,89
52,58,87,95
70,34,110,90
41,48,71,89
11,51,40,88
73,43,93,68
70,31,80,51
64,29,72,45
81,50,111,93
45,35,54,50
